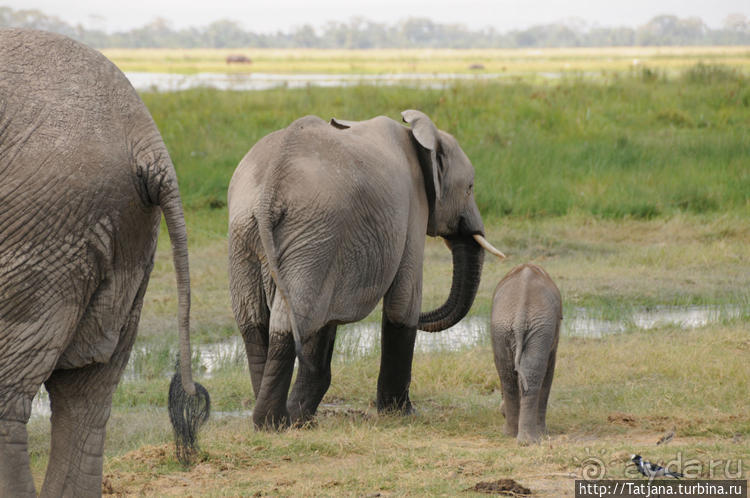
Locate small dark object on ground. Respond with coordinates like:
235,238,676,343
607,412,637,426
226,54,252,64
469,63,485,70
467,478,532,495
656,427,675,445
318,407,372,420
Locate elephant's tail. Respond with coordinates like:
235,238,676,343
157,160,210,466
512,270,530,394
254,192,314,373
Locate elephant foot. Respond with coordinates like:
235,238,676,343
517,430,542,446
290,416,318,429
503,421,518,438
287,405,318,429
376,394,416,416
252,407,290,431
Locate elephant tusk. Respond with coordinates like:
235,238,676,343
473,234,506,260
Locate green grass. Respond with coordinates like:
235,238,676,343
143,65,750,220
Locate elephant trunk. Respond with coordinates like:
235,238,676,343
418,235,484,332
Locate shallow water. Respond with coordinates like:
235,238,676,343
29,304,741,418
126,71,530,92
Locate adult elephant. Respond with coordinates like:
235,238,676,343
0,29,208,497
228,110,505,429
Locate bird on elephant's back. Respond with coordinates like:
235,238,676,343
228,109,506,430
0,28,208,497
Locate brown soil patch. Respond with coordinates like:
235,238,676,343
467,478,533,495
607,412,637,426
113,443,171,467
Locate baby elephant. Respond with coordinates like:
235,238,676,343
491,263,562,444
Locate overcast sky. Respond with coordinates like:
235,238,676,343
5,0,748,33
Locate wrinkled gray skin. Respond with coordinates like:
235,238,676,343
491,263,562,444
0,29,199,496
229,111,494,429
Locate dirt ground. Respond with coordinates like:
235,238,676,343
100,429,742,497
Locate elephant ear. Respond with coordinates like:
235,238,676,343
330,117,358,129
402,110,441,204
402,109,438,151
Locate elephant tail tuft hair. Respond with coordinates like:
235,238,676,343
168,360,211,466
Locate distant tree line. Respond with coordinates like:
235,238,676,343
2,7,749,48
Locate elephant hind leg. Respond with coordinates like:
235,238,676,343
499,371,520,438
287,323,337,426
0,312,80,497
41,270,149,497
0,419,36,497
230,240,270,400
41,368,110,498
42,351,136,496
517,393,542,445
516,354,551,445
239,322,270,400
252,296,295,430
493,331,520,438
536,347,557,436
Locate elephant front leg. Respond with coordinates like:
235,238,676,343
287,323,337,426
0,418,36,497
376,316,417,414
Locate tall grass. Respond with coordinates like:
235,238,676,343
143,64,749,224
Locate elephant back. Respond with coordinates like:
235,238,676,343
491,263,562,333
0,28,161,327
0,29,153,184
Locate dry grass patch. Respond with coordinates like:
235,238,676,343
94,322,749,496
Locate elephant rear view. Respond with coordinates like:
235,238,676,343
491,263,562,444
229,111,505,429
0,28,208,497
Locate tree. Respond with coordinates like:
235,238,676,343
0,6,747,48
636,15,709,45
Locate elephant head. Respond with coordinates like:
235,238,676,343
400,110,505,332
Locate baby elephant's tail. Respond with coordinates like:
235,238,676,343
512,275,530,394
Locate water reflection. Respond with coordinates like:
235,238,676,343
125,71,517,92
